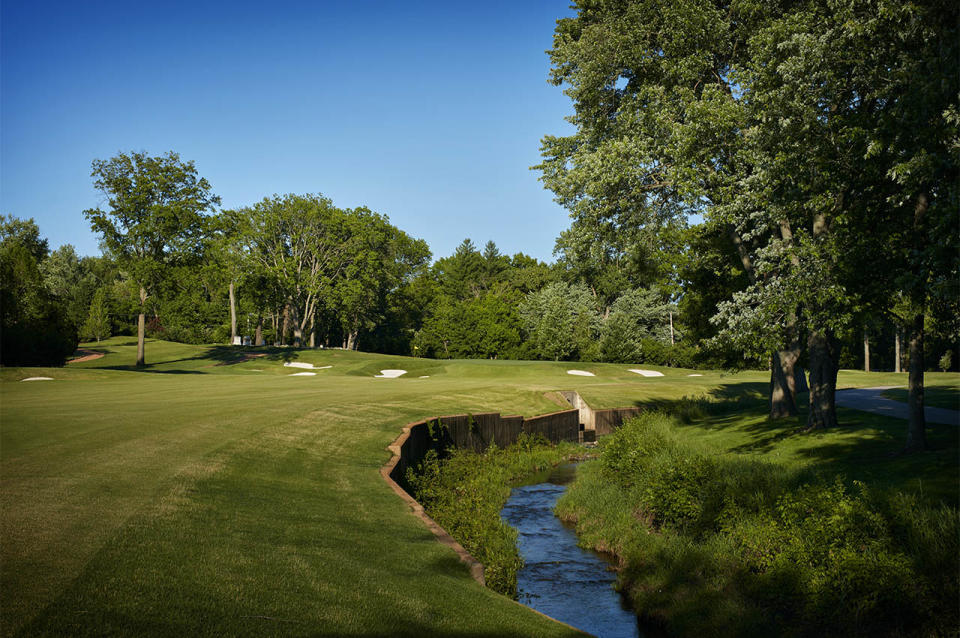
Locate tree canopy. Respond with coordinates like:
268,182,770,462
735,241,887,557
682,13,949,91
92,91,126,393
537,0,958,441
84,151,221,366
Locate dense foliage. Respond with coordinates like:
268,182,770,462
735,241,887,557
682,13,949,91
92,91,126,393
556,412,959,637
406,434,582,597
0,218,77,366
537,0,959,436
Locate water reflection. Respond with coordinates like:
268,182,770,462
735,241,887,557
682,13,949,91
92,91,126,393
501,464,642,638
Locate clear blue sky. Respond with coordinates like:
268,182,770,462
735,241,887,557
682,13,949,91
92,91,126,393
1,0,577,262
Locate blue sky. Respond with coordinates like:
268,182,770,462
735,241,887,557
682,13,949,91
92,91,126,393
1,0,577,262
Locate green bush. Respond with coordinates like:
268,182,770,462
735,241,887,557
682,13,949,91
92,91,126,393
638,338,697,368
557,411,960,637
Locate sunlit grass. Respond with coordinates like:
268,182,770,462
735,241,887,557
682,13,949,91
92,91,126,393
2,337,957,636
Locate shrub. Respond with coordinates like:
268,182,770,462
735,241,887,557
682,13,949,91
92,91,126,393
557,410,960,637
939,350,953,373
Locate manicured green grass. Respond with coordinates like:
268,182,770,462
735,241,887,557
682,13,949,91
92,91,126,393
2,338,957,636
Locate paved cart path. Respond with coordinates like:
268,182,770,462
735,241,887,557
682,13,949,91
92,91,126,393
836,386,959,426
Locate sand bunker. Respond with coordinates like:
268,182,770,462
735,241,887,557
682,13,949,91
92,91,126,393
288,372,317,377
375,369,407,378
283,362,333,370
419,375,430,379
21,376,54,382
68,349,105,364
567,370,595,377
687,373,704,377
629,369,664,377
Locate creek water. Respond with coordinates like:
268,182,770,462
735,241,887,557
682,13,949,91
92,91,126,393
500,463,643,638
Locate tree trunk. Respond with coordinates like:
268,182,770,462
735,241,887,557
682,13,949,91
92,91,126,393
309,313,316,348
290,304,302,348
255,317,263,346
669,311,674,346
806,330,839,429
863,328,870,372
229,281,237,345
767,220,804,420
894,329,902,373
346,330,358,351
794,365,808,393
769,312,801,419
770,351,798,419
136,286,147,367
904,311,927,452
281,305,291,346
903,191,929,452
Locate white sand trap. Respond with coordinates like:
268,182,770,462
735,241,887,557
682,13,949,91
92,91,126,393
629,369,664,377
687,373,704,377
419,375,430,378
21,376,54,382
315,365,332,370
567,370,595,377
375,369,407,378
284,361,316,369
288,372,316,376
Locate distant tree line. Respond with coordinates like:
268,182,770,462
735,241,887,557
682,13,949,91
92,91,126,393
2,145,954,381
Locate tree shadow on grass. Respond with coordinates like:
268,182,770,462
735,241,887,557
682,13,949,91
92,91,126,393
94,365,207,374
94,346,303,373
628,384,959,504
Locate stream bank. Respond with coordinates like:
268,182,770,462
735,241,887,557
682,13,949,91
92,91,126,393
502,463,644,638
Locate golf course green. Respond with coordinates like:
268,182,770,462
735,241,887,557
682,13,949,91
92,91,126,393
2,338,957,637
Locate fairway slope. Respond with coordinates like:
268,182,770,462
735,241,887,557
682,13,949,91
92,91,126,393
2,338,956,636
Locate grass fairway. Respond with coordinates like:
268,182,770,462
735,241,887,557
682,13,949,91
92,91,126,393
2,338,957,636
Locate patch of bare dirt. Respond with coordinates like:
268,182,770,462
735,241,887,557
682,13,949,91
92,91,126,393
67,349,105,364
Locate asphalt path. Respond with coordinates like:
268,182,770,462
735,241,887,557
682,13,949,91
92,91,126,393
835,386,960,426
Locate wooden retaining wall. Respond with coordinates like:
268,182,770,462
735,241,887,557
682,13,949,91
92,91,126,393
386,409,579,486
593,406,644,436
521,409,580,444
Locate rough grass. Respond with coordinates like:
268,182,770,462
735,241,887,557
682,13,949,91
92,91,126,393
556,412,959,638
2,337,957,636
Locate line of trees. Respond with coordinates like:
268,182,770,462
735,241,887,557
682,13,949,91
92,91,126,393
3,141,955,387
76,151,431,366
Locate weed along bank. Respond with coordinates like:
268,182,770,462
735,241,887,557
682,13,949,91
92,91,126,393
383,391,637,489
381,392,651,636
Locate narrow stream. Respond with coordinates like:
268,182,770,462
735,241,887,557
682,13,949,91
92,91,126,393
501,463,643,638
